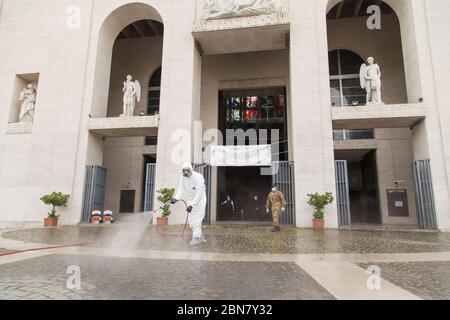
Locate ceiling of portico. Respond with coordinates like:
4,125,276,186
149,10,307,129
193,24,289,56
327,0,394,20
334,149,374,161
117,20,164,40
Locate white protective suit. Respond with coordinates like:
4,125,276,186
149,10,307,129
174,163,207,241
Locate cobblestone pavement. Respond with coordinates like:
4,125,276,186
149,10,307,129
3,225,450,254
2,226,450,300
359,261,450,300
0,254,335,300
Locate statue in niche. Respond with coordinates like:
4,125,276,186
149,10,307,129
122,75,141,117
202,0,282,20
360,57,383,105
19,83,36,123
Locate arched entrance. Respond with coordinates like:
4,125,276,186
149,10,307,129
326,0,419,228
326,0,423,102
81,3,165,221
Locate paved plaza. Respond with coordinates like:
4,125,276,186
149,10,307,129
1,225,450,300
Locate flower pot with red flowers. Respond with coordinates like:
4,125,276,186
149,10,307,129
40,192,70,227
307,192,334,230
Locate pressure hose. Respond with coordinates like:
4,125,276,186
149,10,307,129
0,242,93,258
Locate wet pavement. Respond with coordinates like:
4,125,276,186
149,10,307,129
359,261,450,300
2,225,450,254
1,225,450,300
0,254,334,300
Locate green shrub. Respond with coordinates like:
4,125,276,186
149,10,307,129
307,192,334,220
40,192,70,219
157,188,175,218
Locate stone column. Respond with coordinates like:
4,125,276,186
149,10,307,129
409,0,450,231
289,0,338,228
154,1,202,224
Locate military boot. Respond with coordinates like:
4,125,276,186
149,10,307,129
272,225,281,232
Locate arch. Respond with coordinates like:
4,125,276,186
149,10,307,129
325,0,423,102
98,2,163,45
326,0,401,15
148,66,162,88
329,47,366,63
329,49,366,107
147,66,162,117
90,2,164,117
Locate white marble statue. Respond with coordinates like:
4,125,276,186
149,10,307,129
122,75,141,117
19,83,36,123
360,57,383,105
203,0,281,20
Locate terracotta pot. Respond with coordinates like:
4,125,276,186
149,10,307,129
313,219,325,230
44,218,58,227
157,217,169,227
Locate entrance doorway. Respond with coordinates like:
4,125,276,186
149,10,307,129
216,87,288,223
335,149,381,224
217,166,272,222
141,155,156,212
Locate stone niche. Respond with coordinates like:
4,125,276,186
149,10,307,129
7,73,39,134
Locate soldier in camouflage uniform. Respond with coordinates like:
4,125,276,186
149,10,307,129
266,185,287,232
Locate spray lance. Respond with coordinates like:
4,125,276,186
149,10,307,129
151,198,192,241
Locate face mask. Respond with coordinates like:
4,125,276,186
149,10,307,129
182,169,191,177
272,188,277,192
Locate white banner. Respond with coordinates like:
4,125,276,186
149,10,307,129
210,145,272,167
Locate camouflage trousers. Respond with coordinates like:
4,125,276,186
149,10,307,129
272,209,281,226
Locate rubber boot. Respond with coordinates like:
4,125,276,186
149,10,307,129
191,235,207,246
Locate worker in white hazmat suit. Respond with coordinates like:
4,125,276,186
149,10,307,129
171,163,207,246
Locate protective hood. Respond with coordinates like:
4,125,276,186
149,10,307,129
182,162,193,171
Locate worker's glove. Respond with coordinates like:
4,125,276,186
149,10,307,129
266,208,270,214
170,198,177,205
282,207,286,213
186,206,193,213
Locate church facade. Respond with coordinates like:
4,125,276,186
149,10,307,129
1,0,450,231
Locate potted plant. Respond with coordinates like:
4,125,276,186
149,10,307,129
156,188,175,227
40,192,70,227
307,192,334,230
